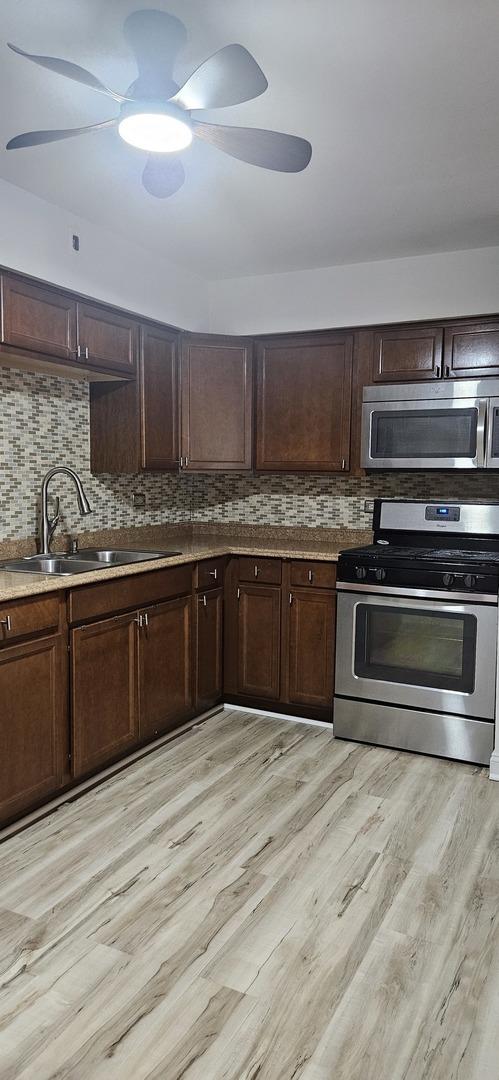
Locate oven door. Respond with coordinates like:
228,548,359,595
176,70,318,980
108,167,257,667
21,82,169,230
335,589,497,719
361,397,487,469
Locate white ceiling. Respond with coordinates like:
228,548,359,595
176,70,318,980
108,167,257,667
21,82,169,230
1,1,499,280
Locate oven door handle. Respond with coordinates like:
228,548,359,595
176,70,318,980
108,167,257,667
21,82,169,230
476,398,488,467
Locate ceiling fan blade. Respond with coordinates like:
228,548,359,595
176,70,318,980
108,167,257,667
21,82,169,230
6,118,117,150
124,9,187,98
7,43,129,104
171,44,268,111
192,121,312,173
142,155,185,198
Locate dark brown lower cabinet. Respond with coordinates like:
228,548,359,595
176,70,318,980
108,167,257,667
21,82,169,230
195,587,224,712
138,595,192,740
71,612,139,778
237,583,281,700
287,588,336,708
0,634,68,822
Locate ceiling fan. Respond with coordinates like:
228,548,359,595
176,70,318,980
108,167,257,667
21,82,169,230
6,8,312,198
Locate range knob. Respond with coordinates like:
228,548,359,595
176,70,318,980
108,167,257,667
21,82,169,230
355,566,368,580
374,568,387,582
464,574,477,589
443,572,454,587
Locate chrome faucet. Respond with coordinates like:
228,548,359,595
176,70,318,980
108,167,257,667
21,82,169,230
39,467,92,554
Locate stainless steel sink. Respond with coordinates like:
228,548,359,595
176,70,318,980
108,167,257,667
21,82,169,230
0,549,181,576
0,556,103,576
67,548,181,564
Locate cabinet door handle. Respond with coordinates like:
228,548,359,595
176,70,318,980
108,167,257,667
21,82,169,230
143,612,149,628
445,365,450,378
77,345,82,359
254,564,259,577
0,615,12,632
237,587,240,600
289,592,293,605
341,458,346,471
209,569,218,580
199,594,207,607
435,365,441,378
308,569,313,583
85,346,89,360
134,613,143,628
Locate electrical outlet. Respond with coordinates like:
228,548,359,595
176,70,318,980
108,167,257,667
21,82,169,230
132,492,146,509
364,500,375,514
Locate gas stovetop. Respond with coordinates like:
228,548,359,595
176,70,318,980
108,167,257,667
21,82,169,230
338,500,499,595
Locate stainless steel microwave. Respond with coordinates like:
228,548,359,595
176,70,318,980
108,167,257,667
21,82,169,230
361,378,499,469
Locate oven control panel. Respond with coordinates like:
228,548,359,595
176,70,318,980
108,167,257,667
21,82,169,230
425,505,460,522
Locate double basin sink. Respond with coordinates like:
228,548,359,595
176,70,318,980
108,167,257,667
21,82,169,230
0,548,181,576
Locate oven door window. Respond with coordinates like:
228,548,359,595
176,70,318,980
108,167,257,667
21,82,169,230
371,408,477,460
354,606,477,692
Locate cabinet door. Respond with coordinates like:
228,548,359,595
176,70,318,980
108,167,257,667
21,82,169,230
77,302,138,374
1,274,76,360
195,587,223,712
287,588,335,710
0,635,68,823
256,332,353,471
140,324,180,469
138,595,192,740
237,584,281,700
372,325,443,382
181,335,253,470
444,320,499,378
71,613,138,778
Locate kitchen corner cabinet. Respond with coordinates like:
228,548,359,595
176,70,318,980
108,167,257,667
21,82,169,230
90,323,179,473
1,273,77,361
0,594,68,824
372,325,443,382
180,334,253,471
255,332,353,472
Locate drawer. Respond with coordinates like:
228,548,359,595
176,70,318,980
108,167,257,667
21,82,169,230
68,564,192,625
238,557,281,585
0,593,61,643
195,557,226,591
289,561,336,589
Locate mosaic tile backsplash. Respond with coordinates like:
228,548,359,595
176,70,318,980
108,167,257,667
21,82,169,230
3,365,499,543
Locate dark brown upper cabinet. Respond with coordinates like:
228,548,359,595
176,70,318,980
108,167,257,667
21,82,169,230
180,334,253,471
90,323,180,474
1,274,77,360
443,320,499,379
372,325,443,382
76,301,138,375
255,332,353,472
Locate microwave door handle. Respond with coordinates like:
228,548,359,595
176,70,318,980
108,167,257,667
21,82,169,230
476,399,487,467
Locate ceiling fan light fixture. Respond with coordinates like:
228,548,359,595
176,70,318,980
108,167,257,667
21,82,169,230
118,103,192,153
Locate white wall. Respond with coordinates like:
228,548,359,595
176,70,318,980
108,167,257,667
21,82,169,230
0,178,209,331
208,246,499,335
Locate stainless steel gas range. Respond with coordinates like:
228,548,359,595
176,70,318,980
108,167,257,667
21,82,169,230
334,500,499,765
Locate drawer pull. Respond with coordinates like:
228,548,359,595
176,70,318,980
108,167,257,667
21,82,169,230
209,568,218,580
0,615,12,632
254,564,259,578
308,569,313,583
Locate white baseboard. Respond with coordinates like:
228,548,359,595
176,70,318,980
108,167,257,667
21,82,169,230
489,750,499,781
224,702,333,730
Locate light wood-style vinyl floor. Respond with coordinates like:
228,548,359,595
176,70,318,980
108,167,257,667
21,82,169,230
0,708,498,1079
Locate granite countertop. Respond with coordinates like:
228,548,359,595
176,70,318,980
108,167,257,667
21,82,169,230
0,524,372,604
